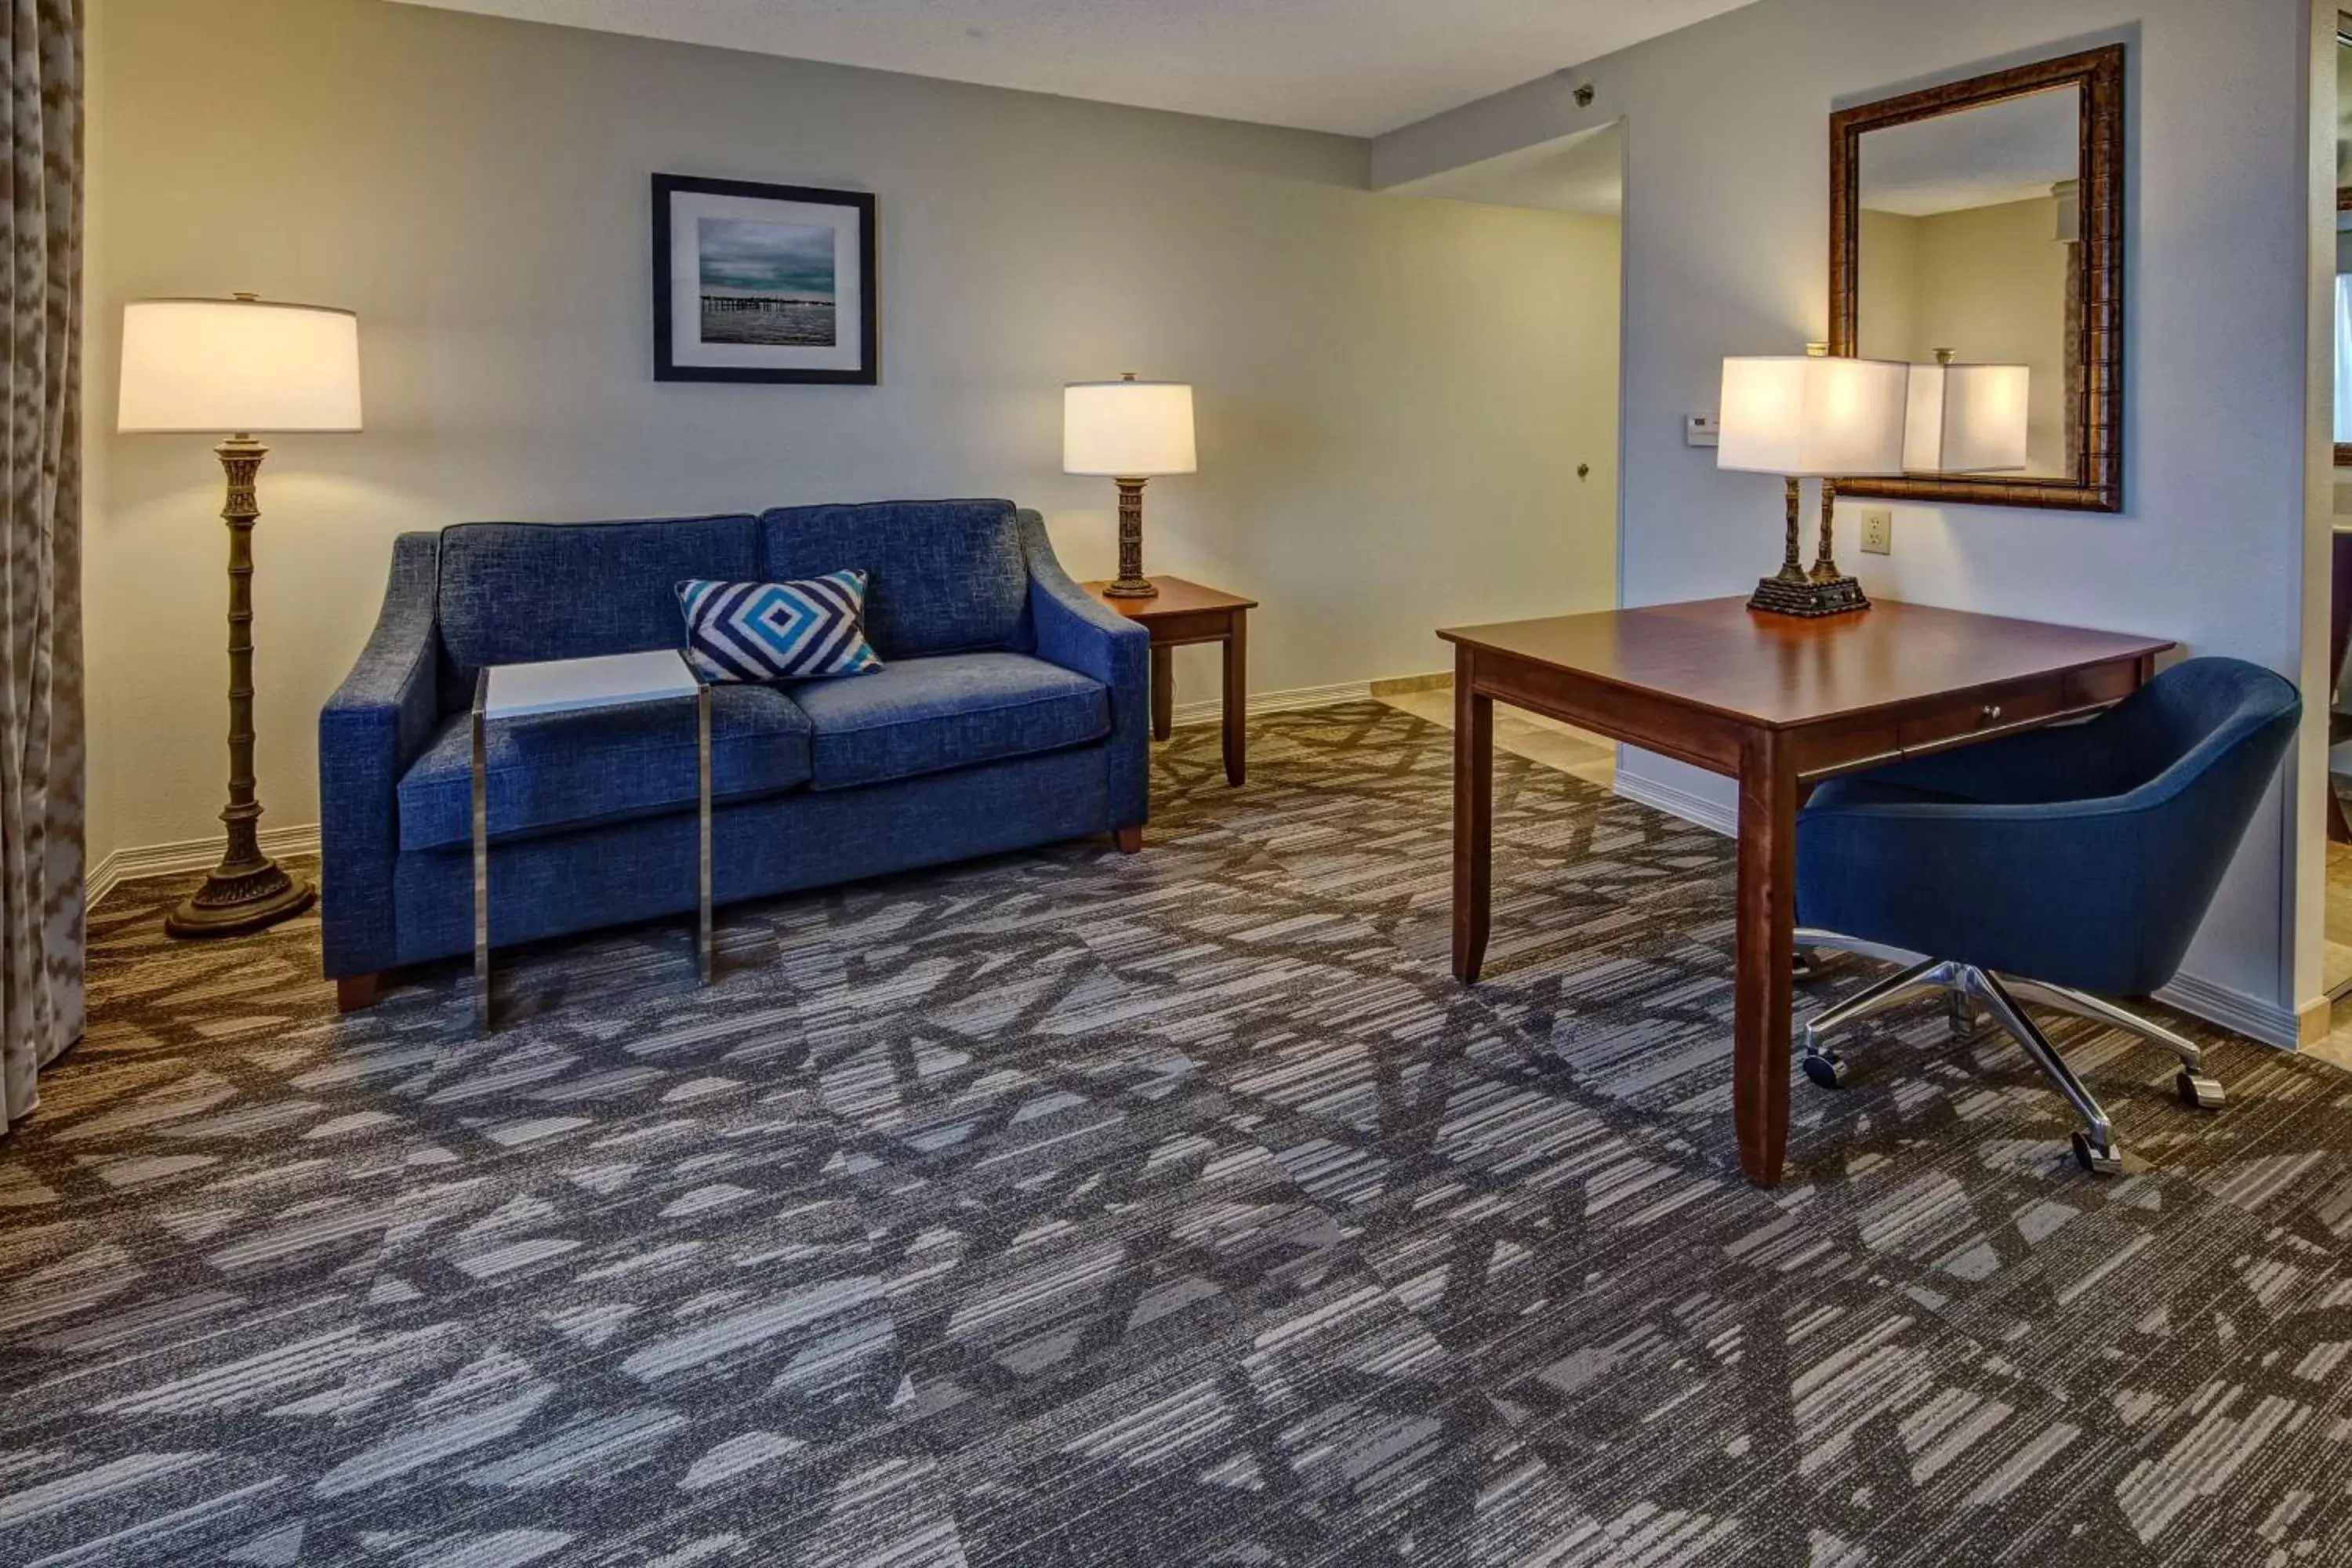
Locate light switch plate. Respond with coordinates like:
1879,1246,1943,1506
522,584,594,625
1860,510,1893,556
1686,413,1719,448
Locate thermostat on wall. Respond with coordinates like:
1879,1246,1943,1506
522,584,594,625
1686,413,1720,448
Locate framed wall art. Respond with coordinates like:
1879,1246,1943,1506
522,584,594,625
653,174,878,385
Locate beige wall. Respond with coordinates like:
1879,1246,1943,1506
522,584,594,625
84,0,114,868
86,0,1621,859
1855,209,1918,368
1858,197,2071,477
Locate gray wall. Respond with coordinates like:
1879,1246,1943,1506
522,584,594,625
1374,0,2321,1033
86,0,1623,861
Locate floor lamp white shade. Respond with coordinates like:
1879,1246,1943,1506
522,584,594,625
1905,361,2031,473
1717,355,1910,478
118,296,362,434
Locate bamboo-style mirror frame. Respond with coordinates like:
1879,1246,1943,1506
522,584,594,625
1829,45,2125,512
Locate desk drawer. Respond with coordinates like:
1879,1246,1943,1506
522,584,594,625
1896,674,2073,752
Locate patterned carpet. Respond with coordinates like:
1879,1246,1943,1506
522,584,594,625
7,702,2352,1566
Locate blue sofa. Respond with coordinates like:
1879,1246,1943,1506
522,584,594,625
318,499,1150,999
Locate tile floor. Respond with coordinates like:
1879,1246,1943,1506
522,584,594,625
1368,683,1617,789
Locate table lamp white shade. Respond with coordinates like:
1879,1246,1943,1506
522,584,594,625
1717,355,1910,478
1905,361,2030,473
118,297,362,434
1063,378,1196,477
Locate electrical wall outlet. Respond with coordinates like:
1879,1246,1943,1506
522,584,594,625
1860,509,1893,556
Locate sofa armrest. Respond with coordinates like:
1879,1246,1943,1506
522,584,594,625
318,532,441,975
1018,509,1150,828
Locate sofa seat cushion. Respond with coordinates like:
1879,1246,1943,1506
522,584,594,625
787,652,1108,791
398,683,812,851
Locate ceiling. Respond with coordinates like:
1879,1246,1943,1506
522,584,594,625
388,0,1766,137
1388,121,1624,216
1857,88,2079,218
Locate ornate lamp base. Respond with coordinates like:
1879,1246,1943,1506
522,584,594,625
1747,475,1871,619
166,858,316,938
1101,476,1160,597
166,426,312,940
1748,573,1871,619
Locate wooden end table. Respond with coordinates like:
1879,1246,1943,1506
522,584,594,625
1081,575,1256,786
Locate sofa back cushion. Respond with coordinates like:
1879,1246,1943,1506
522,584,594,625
757,499,1029,660
437,515,759,695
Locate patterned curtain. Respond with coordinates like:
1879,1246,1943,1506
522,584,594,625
0,0,82,1132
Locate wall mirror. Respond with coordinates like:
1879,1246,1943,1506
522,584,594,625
1831,45,2124,510
2333,23,2351,466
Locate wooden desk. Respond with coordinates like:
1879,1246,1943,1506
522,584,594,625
1439,597,2174,1187
1082,576,1258,787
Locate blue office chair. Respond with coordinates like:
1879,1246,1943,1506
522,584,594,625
1793,657,2300,1174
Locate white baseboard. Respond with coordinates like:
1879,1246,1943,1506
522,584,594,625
1171,680,1373,728
1368,671,1452,698
89,823,321,912
1612,768,2296,1049
1613,770,1736,837
2153,971,2298,1051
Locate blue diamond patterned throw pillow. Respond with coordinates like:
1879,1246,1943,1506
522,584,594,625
676,570,884,681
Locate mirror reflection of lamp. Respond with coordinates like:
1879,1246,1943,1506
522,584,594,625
1905,348,2031,474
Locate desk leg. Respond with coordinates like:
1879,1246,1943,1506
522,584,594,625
1450,648,1492,983
1151,646,1174,742
1733,731,1795,1186
1222,614,1247,787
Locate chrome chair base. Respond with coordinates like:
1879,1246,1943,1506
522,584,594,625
1793,930,2224,1175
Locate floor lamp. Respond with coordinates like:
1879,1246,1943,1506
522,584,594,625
118,294,362,938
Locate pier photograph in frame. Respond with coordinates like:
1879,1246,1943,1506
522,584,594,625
654,175,878,384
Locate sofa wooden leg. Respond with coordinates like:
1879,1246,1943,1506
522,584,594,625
1114,826,1144,855
336,972,384,1013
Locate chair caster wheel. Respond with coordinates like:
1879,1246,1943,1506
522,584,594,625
1793,949,1825,984
1802,1050,1849,1090
2175,1069,2225,1111
2071,1130,2123,1175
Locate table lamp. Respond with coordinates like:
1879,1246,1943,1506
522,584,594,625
1718,351,1908,618
119,293,361,937
1063,374,1196,598
1906,349,2031,473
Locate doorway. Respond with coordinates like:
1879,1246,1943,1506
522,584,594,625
1370,121,1628,780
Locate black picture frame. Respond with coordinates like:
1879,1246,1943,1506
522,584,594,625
652,173,880,385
